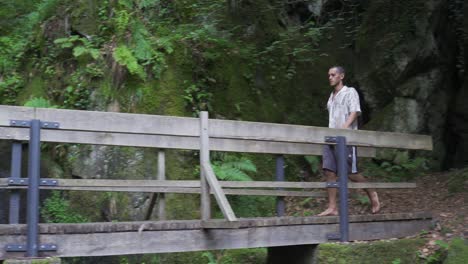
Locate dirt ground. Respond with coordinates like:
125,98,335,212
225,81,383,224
285,172,467,258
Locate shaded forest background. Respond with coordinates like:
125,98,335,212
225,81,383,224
0,0,466,263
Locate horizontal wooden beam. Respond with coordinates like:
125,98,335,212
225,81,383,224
0,212,434,235
0,178,416,190
0,213,432,259
0,126,376,156
209,119,433,150
0,105,432,152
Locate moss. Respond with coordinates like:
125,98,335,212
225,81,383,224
17,75,47,105
318,239,426,264
445,238,468,264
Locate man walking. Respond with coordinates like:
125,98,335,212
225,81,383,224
318,66,380,216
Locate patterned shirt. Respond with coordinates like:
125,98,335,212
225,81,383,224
327,86,361,129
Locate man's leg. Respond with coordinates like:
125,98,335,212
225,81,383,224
348,173,381,213
318,169,338,216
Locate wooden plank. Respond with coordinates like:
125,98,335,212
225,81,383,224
0,217,432,259
202,163,237,221
0,185,327,197
0,126,377,157
0,212,433,235
200,111,211,220
209,119,433,150
0,179,416,189
157,150,166,220
0,106,430,151
0,105,199,136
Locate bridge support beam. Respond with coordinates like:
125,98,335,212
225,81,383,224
267,244,318,264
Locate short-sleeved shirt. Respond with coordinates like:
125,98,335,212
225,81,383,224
326,86,361,129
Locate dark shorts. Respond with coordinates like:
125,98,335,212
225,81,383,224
322,145,358,174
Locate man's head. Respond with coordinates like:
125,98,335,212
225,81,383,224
328,66,345,88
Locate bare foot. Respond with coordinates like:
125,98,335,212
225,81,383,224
370,192,381,214
317,208,338,216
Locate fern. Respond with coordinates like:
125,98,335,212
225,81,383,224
113,45,146,79
212,154,256,181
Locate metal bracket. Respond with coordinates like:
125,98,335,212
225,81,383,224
10,120,60,129
325,136,337,143
8,178,58,186
326,233,340,240
326,182,340,188
5,244,58,252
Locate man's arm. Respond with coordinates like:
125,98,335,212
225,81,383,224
342,111,359,129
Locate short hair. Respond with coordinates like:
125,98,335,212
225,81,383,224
330,66,346,75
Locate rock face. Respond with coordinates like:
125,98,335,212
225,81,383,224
315,0,465,168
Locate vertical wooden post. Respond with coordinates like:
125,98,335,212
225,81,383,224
200,111,211,220
157,150,166,220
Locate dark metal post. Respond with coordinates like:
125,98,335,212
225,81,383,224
336,136,349,242
9,142,22,224
26,119,41,257
275,155,285,216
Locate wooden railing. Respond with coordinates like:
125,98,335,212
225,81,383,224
0,105,433,257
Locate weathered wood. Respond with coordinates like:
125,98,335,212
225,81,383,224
0,105,199,136
209,119,433,150
0,212,433,235
0,178,417,189
200,111,211,220
157,150,166,220
0,214,432,259
0,126,377,156
202,163,237,221
0,105,432,152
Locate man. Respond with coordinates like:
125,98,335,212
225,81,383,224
318,66,380,216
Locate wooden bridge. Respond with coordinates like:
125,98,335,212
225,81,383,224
0,105,433,262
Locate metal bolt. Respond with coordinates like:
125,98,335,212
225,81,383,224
20,180,24,183
53,180,57,184
18,246,22,249
44,123,48,127
9,180,14,183
22,122,26,125
11,121,16,124
40,245,45,249
54,123,59,127
51,245,56,248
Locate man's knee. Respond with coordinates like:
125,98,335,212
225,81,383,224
323,169,337,181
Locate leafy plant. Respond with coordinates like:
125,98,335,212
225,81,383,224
54,36,100,60
24,97,58,108
113,45,147,79
212,154,256,181
304,155,320,174
202,252,218,264
41,191,88,223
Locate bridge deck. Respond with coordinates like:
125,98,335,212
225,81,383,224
0,212,432,259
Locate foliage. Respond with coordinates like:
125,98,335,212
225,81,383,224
212,154,256,181
446,168,468,194
304,155,320,174
318,238,425,264
113,45,147,79
444,238,468,264
23,97,58,108
202,252,218,264
362,151,429,182
0,73,24,105
41,191,88,223
54,36,101,60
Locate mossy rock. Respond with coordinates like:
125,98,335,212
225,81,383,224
318,239,426,264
